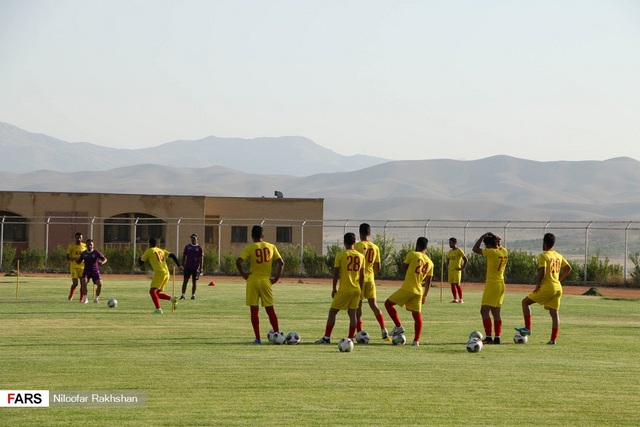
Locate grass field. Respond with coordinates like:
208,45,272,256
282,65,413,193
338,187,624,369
1,275,639,426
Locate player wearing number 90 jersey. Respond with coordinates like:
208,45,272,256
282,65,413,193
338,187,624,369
236,225,284,344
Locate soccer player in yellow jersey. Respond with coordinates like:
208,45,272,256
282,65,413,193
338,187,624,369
472,232,508,344
315,232,365,344
236,225,284,345
139,237,183,314
66,232,87,303
447,237,468,303
354,223,390,341
384,237,434,347
515,233,571,345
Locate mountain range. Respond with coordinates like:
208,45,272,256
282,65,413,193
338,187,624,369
1,122,639,221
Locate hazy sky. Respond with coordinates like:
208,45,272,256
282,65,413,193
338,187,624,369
1,0,639,161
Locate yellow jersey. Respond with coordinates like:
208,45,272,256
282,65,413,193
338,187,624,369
354,240,380,282
239,241,282,278
334,249,365,292
401,251,434,295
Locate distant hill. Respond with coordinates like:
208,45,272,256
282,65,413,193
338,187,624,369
2,156,640,221
0,122,388,176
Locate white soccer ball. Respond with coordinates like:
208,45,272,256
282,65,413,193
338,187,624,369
338,338,354,352
107,298,118,308
285,331,301,345
271,331,286,345
267,329,275,342
355,330,370,344
466,338,483,353
392,334,406,346
513,333,528,344
469,330,483,341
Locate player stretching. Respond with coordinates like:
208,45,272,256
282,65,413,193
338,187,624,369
447,237,468,303
236,225,284,344
181,233,204,300
67,232,87,303
472,232,508,344
384,237,433,347
77,239,107,303
354,223,390,341
139,237,183,314
315,232,365,344
515,233,571,345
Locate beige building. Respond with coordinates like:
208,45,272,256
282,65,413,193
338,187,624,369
0,191,324,258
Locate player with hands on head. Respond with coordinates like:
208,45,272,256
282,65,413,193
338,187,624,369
472,232,508,344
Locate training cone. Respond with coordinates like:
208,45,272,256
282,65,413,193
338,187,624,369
208,281,215,286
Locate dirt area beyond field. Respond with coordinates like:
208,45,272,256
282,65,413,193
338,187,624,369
16,273,640,299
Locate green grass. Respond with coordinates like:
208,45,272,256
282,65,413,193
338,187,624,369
1,276,639,426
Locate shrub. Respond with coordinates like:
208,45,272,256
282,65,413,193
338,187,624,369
302,245,327,277
279,245,301,276
103,244,137,273
20,247,46,271
324,241,342,274
629,252,640,285
373,233,396,279
585,252,623,284
2,244,16,271
203,247,219,274
464,253,487,283
426,246,444,283
504,249,537,284
47,244,68,272
220,251,244,275
390,242,414,279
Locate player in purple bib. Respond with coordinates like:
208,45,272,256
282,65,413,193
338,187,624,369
181,233,204,300
77,239,108,303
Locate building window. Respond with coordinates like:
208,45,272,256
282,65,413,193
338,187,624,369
276,227,292,243
0,211,27,242
105,213,165,243
231,226,247,243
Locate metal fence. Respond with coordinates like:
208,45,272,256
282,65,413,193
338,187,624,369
3,216,640,283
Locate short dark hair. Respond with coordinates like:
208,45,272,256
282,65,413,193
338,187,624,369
416,237,428,251
251,225,263,240
344,232,356,246
449,237,457,243
483,234,498,247
359,223,371,235
149,237,157,247
85,239,93,245
75,232,83,237
543,233,556,249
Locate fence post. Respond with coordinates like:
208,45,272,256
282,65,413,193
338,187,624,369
217,219,223,271
584,221,593,284
0,216,4,272
133,217,139,271
176,217,182,255
300,220,307,275
45,217,51,271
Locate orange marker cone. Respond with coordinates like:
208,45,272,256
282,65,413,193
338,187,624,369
208,281,215,286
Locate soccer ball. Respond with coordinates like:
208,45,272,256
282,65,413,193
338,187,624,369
355,330,370,344
513,333,528,344
271,331,286,345
469,330,483,341
466,338,483,353
107,298,118,308
392,334,406,346
267,329,275,342
338,338,354,352
285,331,301,345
